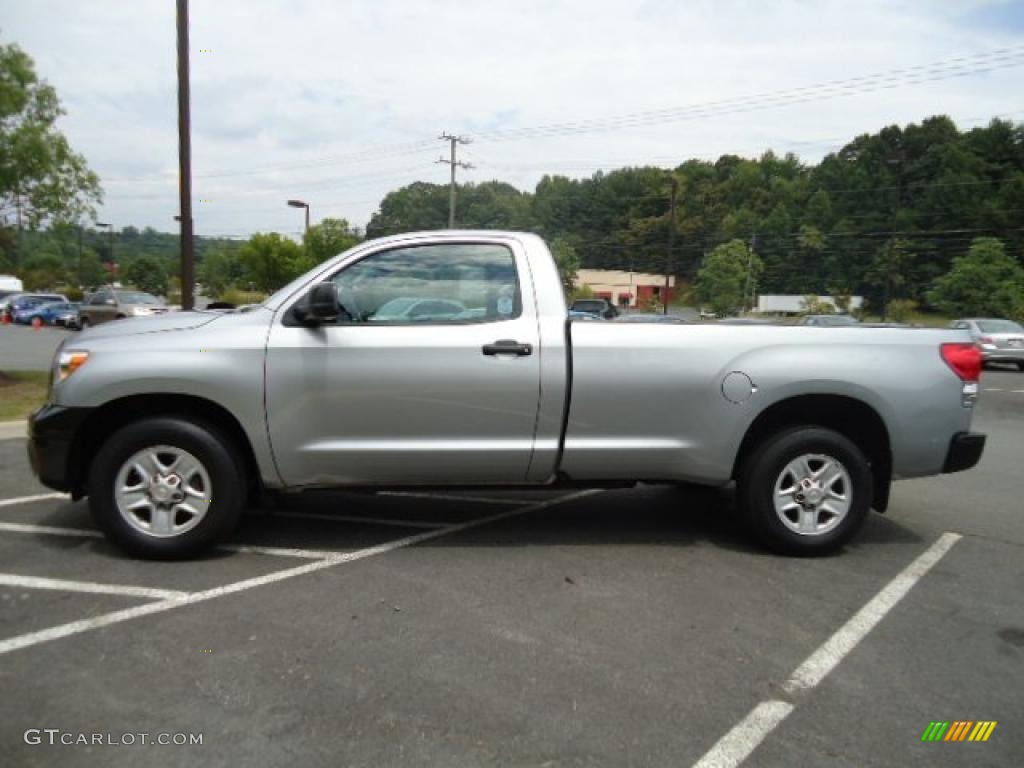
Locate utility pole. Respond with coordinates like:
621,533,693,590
176,0,195,310
437,133,473,228
743,233,758,313
664,176,678,315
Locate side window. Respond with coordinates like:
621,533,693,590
328,243,521,324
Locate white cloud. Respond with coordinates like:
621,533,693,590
3,0,1022,236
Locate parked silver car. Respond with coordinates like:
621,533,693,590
79,288,168,328
951,318,1024,370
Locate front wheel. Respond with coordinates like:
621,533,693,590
737,426,872,556
88,417,245,559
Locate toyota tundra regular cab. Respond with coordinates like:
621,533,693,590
28,231,986,558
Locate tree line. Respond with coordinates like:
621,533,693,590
3,37,1022,316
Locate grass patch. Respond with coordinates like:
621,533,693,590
0,371,49,421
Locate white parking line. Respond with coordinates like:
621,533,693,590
0,522,100,538
0,489,599,656
782,531,962,692
692,701,794,768
0,522,347,560
219,543,342,559
0,492,68,508
689,532,962,768
0,574,188,601
266,510,452,529
377,491,528,506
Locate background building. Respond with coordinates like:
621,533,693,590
575,269,675,308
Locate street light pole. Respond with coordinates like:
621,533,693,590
96,222,113,282
287,199,310,235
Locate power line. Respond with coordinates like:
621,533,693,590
471,47,1024,143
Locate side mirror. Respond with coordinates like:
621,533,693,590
296,282,339,324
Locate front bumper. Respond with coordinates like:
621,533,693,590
942,431,986,474
27,404,93,492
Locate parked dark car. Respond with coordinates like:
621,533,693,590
570,298,619,319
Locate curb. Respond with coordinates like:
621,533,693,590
0,420,28,440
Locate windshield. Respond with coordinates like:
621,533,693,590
116,291,162,305
977,319,1023,333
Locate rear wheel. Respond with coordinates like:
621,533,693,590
738,426,872,555
79,317,90,329
88,417,245,559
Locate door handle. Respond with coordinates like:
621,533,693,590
482,339,533,356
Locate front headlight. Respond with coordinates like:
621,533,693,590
56,350,90,382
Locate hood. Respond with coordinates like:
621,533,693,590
77,310,221,340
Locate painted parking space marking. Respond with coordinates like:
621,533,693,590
377,491,529,505
689,532,962,768
0,489,599,656
0,522,344,559
265,510,453,529
692,701,794,768
0,574,188,600
0,492,68,508
0,521,101,538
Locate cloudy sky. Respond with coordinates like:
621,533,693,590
4,0,1024,239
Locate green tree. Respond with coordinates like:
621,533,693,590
76,248,105,287
122,254,168,296
928,237,1024,318
865,238,913,318
238,232,304,292
696,239,762,316
303,217,360,268
197,247,245,296
549,236,579,295
0,42,101,262
21,249,66,290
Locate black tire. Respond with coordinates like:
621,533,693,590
79,317,90,329
1017,361,1024,372
737,426,872,556
88,417,245,559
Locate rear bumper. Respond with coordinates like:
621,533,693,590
942,431,986,474
27,404,93,492
980,348,1024,363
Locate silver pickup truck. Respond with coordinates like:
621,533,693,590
29,231,986,558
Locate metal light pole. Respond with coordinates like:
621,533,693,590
287,199,310,234
176,0,195,310
96,222,114,282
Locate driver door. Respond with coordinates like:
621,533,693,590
265,239,542,486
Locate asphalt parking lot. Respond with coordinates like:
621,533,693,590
0,368,1022,767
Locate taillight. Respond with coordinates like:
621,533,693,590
977,336,994,346
941,343,981,382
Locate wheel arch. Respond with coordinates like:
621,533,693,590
732,394,893,512
68,394,262,500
